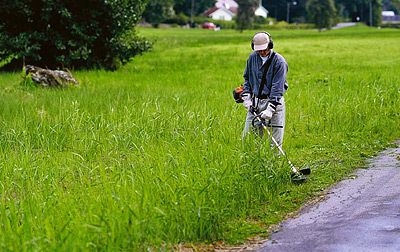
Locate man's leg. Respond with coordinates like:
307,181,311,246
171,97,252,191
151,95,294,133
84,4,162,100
270,97,285,147
243,111,257,139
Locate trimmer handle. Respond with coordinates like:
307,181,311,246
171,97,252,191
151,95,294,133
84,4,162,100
251,114,266,128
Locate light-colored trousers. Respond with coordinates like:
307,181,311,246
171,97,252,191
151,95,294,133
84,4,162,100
242,97,285,147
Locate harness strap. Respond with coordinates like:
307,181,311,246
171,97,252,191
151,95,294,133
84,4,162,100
253,52,276,110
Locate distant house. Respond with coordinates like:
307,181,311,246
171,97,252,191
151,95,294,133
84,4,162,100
203,6,235,21
203,0,269,21
255,0,269,18
382,11,400,23
382,11,395,17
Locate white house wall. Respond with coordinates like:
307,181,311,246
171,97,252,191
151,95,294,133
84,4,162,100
210,9,233,21
255,7,267,18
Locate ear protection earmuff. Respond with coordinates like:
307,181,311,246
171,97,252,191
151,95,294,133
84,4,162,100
251,31,274,50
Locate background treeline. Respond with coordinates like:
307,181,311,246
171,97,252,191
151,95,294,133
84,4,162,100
145,0,399,28
1,0,399,71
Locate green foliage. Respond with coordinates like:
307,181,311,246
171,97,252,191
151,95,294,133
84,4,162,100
166,12,191,26
173,0,216,17
0,0,152,71
381,22,400,28
253,21,315,30
306,0,337,31
143,0,175,27
254,16,268,24
19,67,36,88
371,0,383,26
335,0,382,26
214,20,238,29
236,0,259,32
382,0,400,13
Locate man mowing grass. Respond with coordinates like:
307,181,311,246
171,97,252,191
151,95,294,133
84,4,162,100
241,31,289,147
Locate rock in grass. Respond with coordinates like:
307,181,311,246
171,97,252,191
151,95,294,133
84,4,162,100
24,65,79,87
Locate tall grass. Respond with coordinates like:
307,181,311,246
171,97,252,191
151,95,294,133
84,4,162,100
0,25,399,250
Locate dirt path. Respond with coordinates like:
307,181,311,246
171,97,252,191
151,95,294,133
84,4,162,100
257,140,400,252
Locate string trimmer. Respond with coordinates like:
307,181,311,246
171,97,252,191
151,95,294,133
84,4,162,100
251,111,310,183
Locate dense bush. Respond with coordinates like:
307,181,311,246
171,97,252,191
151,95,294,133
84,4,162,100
253,21,315,30
0,0,152,71
380,23,400,29
166,13,191,26
254,16,268,24
142,0,174,28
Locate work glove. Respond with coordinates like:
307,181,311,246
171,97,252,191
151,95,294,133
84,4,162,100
260,103,276,120
242,93,252,111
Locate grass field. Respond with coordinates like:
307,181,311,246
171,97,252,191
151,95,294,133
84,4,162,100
0,25,400,250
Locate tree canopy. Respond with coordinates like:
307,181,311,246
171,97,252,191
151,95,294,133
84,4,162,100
173,0,216,16
0,0,152,71
235,0,259,32
143,0,175,27
307,0,337,31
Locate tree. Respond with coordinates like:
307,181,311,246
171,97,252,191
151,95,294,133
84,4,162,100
382,0,400,13
306,0,336,31
173,0,216,17
370,0,383,26
263,0,307,23
336,0,369,22
142,0,175,27
335,0,382,26
236,0,259,32
0,0,152,71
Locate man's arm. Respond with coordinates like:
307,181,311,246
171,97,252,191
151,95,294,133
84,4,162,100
242,58,252,96
242,58,253,111
269,59,288,104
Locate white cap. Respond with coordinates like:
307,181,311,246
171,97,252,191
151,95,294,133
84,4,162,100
253,33,269,51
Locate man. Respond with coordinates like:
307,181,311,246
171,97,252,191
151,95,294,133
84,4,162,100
242,31,288,147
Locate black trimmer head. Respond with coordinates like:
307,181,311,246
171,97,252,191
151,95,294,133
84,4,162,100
298,168,311,175
291,168,311,183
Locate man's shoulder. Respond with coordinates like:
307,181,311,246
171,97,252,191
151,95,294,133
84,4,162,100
246,52,260,65
272,51,287,64
248,51,258,59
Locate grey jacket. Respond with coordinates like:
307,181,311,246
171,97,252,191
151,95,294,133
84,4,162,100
242,50,288,103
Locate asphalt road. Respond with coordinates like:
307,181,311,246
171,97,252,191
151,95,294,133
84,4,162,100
257,140,400,252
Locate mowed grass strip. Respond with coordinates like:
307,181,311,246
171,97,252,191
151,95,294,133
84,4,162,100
0,25,399,250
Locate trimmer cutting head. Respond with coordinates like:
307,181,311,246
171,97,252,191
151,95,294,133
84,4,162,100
298,168,311,175
291,173,308,183
291,168,311,183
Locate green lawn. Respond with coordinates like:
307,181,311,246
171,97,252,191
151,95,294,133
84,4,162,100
0,25,399,250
